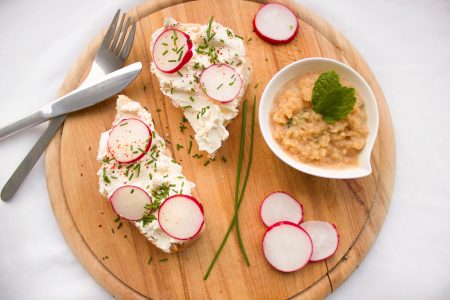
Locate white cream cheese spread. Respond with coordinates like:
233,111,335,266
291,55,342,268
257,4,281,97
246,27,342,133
97,95,195,252
150,17,253,155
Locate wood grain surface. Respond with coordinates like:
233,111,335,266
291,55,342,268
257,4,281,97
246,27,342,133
45,0,396,299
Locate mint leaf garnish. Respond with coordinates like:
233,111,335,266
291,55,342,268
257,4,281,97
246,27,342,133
312,71,356,123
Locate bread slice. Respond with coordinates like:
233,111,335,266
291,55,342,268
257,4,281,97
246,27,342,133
150,17,253,156
97,95,204,253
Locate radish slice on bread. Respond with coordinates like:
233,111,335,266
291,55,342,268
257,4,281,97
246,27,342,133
263,221,313,272
253,3,298,44
109,185,152,221
158,194,204,240
108,118,152,164
260,192,303,227
301,221,339,261
153,29,193,73
200,64,242,103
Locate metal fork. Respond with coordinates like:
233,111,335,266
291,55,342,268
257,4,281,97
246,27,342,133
1,9,136,201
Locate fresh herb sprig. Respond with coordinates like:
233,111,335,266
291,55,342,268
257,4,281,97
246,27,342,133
312,71,356,123
204,96,256,280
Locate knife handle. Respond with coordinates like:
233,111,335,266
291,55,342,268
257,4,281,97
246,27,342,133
1,115,66,201
0,110,46,141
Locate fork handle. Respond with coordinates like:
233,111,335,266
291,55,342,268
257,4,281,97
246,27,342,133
1,115,66,201
0,110,46,141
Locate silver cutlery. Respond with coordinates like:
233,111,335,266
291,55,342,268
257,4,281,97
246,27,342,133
1,9,138,201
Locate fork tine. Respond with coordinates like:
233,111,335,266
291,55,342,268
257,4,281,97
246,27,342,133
100,9,120,49
114,17,131,55
119,22,136,61
110,13,126,51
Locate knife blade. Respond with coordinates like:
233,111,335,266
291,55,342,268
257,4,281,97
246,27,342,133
0,62,142,141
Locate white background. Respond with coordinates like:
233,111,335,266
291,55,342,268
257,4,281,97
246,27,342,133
1,0,449,299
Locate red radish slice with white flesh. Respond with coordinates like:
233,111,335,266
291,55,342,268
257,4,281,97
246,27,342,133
263,221,313,272
301,221,339,261
158,194,204,240
108,118,152,164
109,185,152,221
153,29,193,73
260,192,303,227
253,3,298,44
200,64,242,103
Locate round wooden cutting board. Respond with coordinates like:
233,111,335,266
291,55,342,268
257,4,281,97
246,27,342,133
45,0,396,299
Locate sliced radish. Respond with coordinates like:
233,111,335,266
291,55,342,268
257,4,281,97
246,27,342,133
301,221,339,261
262,221,312,272
260,191,303,227
107,118,152,164
158,194,204,240
153,29,193,73
200,64,242,103
253,3,298,44
109,185,152,221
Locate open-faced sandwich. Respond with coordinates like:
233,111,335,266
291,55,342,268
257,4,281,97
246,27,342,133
97,95,205,253
150,17,253,156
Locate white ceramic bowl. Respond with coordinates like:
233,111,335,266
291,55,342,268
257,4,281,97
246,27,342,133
259,57,379,179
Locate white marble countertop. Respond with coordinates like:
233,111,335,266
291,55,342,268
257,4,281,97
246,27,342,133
1,0,449,299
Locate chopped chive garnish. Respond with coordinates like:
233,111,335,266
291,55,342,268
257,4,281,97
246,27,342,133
193,154,203,159
117,222,123,229
147,256,153,265
189,96,195,102
168,59,177,62
176,144,183,150
149,173,153,180
159,258,168,262
162,50,168,56
188,140,192,154
177,71,183,77
156,108,162,112
162,42,168,46
204,160,210,166
102,168,110,184
217,83,223,90
206,16,214,40
179,123,187,133
176,45,185,54
128,173,134,181
254,83,259,89
130,189,135,194
221,156,227,163
182,105,192,109
220,39,225,43
138,148,145,153
177,50,184,61
235,34,243,40
247,37,252,42
152,131,156,138
119,122,128,126
114,216,120,222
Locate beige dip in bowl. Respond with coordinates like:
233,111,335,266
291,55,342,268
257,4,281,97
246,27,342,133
271,72,369,168
259,58,379,179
